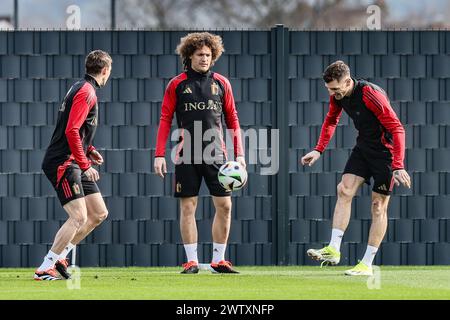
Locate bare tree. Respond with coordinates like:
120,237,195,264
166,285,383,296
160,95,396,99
384,0,450,28
116,0,189,29
190,0,388,29
112,0,449,30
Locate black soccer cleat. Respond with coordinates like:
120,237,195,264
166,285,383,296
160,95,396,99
210,260,239,274
55,258,71,279
181,261,199,274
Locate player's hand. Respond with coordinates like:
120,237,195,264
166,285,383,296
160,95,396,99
301,150,321,166
393,169,411,188
89,150,104,166
84,167,100,182
154,157,167,178
236,156,246,169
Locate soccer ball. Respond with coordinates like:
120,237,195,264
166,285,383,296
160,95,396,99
218,161,248,191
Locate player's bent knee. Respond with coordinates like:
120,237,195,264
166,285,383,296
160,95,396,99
93,210,108,225
216,202,232,215
181,202,197,216
71,213,88,229
221,203,232,214
371,199,387,218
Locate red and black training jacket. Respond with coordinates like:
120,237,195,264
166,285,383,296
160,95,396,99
42,74,99,184
315,79,405,170
155,67,243,162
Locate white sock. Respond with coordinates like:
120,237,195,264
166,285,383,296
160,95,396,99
329,228,344,251
361,245,378,267
212,242,226,264
183,243,198,263
59,243,75,260
37,250,59,272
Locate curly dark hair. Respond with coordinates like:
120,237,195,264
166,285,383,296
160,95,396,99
323,60,350,83
176,32,224,68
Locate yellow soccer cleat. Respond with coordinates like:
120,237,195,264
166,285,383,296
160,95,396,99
307,245,341,266
344,261,373,276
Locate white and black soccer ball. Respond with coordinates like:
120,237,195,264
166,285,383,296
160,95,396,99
218,161,248,191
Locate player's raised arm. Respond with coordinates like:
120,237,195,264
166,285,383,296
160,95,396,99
300,97,342,167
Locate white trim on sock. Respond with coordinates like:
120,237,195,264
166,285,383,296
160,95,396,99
183,243,198,263
329,228,344,251
212,242,226,264
361,245,378,267
37,250,59,272
59,242,75,260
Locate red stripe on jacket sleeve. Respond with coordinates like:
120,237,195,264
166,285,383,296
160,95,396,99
315,97,343,153
65,83,96,171
214,74,244,158
362,85,406,170
155,76,181,157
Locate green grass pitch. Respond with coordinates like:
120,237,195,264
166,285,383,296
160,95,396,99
1,266,449,300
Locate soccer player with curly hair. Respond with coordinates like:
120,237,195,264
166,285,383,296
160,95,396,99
154,32,245,274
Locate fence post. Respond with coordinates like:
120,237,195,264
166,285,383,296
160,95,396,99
271,24,290,265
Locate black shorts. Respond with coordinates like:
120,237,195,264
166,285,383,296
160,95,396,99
174,163,231,198
43,162,100,206
343,146,394,195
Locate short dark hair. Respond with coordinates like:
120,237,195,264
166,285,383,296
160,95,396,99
323,60,350,83
85,50,112,75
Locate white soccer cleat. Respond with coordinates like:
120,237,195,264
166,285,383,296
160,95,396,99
34,267,61,281
307,245,341,266
344,262,373,276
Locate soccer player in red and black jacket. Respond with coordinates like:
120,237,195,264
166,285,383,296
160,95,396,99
35,51,112,280
301,61,411,276
154,32,245,274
